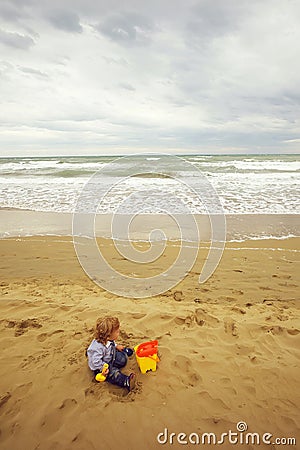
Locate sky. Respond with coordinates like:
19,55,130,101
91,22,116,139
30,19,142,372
0,0,299,156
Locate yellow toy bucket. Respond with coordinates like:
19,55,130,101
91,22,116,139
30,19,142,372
134,340,159,374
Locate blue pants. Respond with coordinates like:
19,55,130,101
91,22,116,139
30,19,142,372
94,350,129,388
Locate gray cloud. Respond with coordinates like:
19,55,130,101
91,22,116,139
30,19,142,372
0,2,23,22
119,82,136,92
0,60,13,79
0,28,35,49
0,0,299,155
3,0,35,5
46,10,82,33
96,12,155,46
18,66,48,78
187,0,249,39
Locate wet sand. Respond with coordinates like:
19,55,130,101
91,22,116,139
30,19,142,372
0,209,299,241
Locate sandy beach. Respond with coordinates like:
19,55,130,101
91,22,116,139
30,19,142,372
0,235,299,450
1,0,299,444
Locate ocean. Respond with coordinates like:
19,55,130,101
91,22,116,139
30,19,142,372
0,154,299,241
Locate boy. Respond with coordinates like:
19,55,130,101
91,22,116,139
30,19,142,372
87,316,136,391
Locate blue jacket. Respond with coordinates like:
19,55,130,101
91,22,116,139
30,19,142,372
87,339,116,371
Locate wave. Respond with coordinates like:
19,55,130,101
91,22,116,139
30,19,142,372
131,172,173,179
47,169,96,178
0,154,299,214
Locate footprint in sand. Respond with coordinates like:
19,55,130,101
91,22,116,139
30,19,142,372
6,318,42,337
287,328,300,336
131,313,147,319
173,291,184,302
84,386,97,398
0,392,11,408
68,354,79,366
224,320,238,337
174,315,194,327
261,325,284,335
241,378,257,395
0,383,33,417
40,398,78,434
172,355,202,387
220,377,231,386
278,282,298,288
280,415,298,430
232,289,244,295
276,314,289,322
160,314,173,320
37,329,64,342
13,382,33,397
73,331,83,340
195,308,220,328
218,378,237,396
20,352,50,369
245,385,256,395
231,306,246,315
197,391,230,411
59,305,72,311
119,330,134,340
245,302,253,307
277,274,292,279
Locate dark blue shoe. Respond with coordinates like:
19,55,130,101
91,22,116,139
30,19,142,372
124,347,134,357
124,373,136,391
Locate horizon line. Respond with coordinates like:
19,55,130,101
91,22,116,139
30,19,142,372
0,152,299,159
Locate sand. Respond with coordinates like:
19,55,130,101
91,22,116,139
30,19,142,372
0,236,299,450
1,210,299,241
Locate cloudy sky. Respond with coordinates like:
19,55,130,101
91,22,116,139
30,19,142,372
0,0,299,156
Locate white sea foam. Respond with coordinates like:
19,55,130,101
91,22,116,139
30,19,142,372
0,155,299,219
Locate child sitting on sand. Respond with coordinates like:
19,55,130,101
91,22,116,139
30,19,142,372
87,316,136,392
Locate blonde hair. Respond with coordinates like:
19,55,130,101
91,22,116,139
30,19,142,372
94,317,120,344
